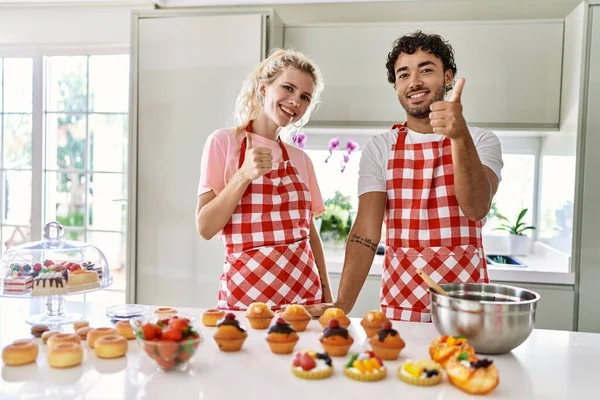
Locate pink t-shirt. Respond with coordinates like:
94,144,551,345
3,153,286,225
198,127,325,217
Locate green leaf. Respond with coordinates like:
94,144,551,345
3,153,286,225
346,353,359,368
457,352,469,361
515,208,528,225
181,338,196,355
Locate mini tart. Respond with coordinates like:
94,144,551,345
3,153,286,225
369,321,405,360
398,359,443,386
153,307,178,319
360,310,390,338
245,302,275,329
318,307,350,329
213,313,248,352
202,309,225,327
343,351,386,381
319,319,354,357
445,351,499,395
279,304,311,332
266,317,299,354
429,335,475,367
291,350,333,380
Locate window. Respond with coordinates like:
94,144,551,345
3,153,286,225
0,57,33,253
0,52,129,304
44,54,129,302
538,155,576,254
304,131,538,249
483,154,536,235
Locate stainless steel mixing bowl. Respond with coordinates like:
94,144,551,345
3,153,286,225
430,283,541,354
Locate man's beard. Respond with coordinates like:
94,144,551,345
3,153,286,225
399,85,446,119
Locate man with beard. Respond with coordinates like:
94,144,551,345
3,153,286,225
307,31,503,322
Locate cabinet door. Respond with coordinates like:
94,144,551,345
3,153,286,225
494,282,574,331
329,274,382,318
133,12,264,307
286,21,563,128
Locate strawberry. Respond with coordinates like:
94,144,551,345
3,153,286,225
33,263,42,273
276,317,286,325
162,329,183,341
169,318,190,332
142,323,159,340
293,352,303,367
225,313,236,320
44,259,54,267
300,353,316,371
382,321,393,330
157,341,179,359
328,318,340,329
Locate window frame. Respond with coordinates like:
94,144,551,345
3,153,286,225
303,128,544,241
0,47,129,299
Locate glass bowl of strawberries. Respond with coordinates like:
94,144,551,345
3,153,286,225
132,315,202,372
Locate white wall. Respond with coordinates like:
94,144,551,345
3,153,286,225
0,4,154,49
537,3,585,254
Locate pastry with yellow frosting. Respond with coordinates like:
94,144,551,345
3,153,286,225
279,304,312,332
245,302,275,329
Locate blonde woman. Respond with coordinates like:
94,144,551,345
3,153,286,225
195,49,333,311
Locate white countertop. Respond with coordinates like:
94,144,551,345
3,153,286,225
1,298,599,399
325,240,575,285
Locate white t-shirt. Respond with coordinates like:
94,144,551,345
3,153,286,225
358,126,504,197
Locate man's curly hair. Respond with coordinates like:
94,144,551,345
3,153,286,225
386,31,457,93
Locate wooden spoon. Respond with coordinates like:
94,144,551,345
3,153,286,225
416,269,450,297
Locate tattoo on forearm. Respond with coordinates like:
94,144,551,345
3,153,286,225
350,234,378,252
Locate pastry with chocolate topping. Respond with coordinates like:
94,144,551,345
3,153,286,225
319,318,354,357
369,320,405,360
265,317,299,354
213,313,248,352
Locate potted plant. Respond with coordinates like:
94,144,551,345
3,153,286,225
495,208,536,256
317,191,353,250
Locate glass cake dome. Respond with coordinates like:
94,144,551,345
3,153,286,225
0,221,113,325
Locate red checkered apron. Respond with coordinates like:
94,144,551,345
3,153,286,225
217,122,323,311
381,123,488,322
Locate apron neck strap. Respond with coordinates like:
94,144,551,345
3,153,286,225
238,120,289,169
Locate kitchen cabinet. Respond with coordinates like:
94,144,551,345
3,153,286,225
493,281,575,331
129,9,283,307
330,273,574,331
285,21,563,129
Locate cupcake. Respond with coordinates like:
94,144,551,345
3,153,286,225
318,307,350,329
429,335,475,367
369,321,405,360
279,304,311,332
319,318,354,357
153,307,178,319
360,310,390,338
202,309,225,327
213,313,248,352
266,317,299,354
245,302,275,330
445,351,499,395
291,350,333,380
344,350,386,381
398,359,443,386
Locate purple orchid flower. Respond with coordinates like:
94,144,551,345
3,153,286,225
346,140,359,153
325,137,341,163
292,131,307,149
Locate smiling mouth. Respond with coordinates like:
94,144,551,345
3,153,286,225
279,104,296,119
407,90,429,100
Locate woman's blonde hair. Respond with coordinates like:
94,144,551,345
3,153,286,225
234,48,324,142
